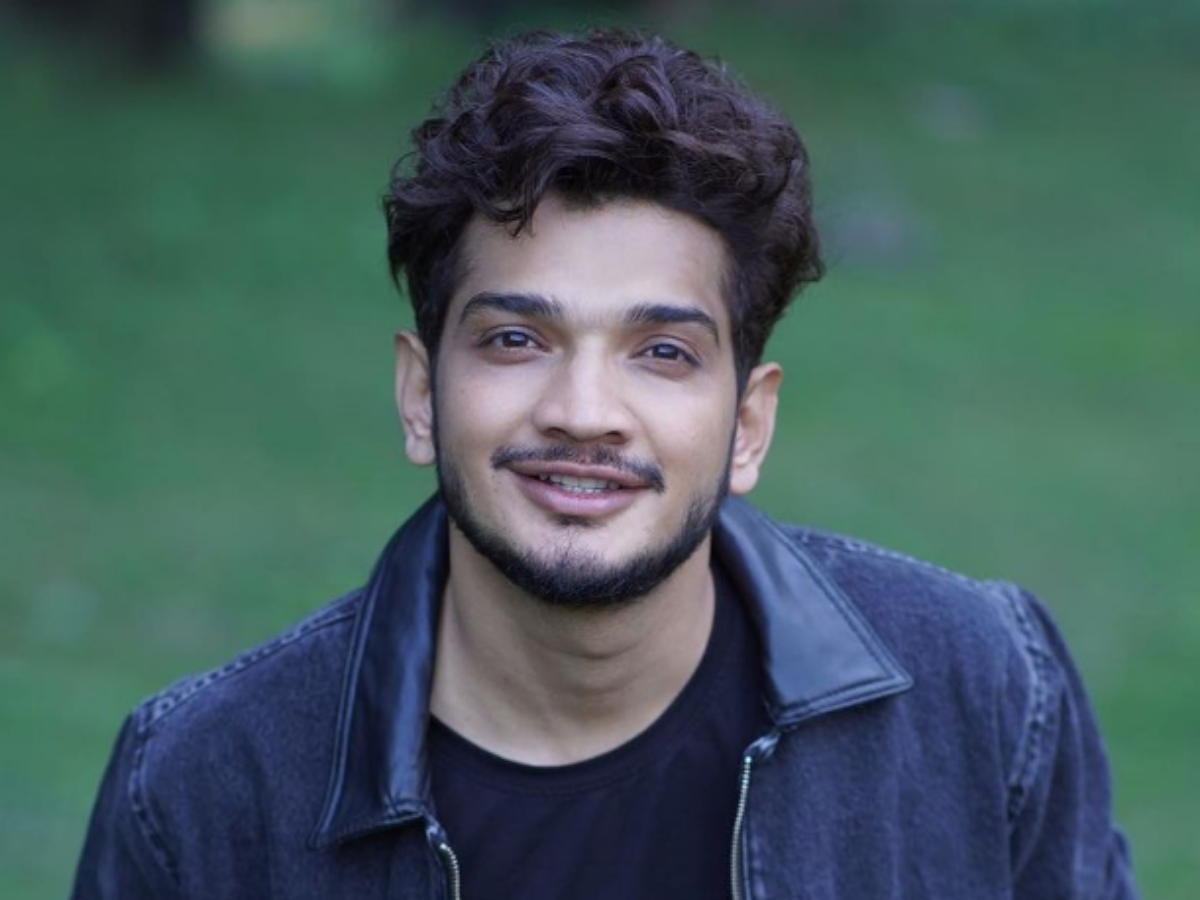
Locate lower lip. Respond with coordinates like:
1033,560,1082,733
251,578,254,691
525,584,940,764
512,473,643,519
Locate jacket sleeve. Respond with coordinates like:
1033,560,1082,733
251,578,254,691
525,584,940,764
1002,586,1138,899
71,713,183,900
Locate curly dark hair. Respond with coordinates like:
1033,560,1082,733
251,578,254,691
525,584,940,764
384,29,823,383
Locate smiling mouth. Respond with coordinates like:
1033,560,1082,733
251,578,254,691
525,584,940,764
505,461,648,520
535,474,623,493
492,445,666,494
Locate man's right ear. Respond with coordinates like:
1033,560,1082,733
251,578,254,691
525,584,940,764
394,330,436,466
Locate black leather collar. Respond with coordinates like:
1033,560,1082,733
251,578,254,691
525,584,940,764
311,496,911,848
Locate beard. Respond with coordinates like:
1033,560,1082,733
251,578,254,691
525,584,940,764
435,440,730,610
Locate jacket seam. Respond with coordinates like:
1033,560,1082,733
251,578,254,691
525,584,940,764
795,529,984,591
129,708,183,889
989,582,1054,824
139,593,362,732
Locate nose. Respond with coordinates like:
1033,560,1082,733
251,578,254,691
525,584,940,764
530,349,633,445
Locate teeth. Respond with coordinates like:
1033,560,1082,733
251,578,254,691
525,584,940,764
538,474,620,493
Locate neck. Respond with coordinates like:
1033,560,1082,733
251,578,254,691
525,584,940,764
431,527,716,766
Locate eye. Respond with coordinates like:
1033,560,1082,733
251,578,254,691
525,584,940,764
481,329,541,351
640,342,699,367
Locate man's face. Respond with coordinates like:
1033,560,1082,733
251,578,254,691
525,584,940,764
396,194,779,607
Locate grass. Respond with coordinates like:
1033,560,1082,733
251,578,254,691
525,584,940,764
1,3,1197,896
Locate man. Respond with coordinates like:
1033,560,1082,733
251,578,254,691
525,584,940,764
73,29,1137,899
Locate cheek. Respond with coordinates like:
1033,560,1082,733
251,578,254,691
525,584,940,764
435,368,531,448
644,398,737,471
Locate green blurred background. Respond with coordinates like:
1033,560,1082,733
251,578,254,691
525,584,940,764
1,0,1197,896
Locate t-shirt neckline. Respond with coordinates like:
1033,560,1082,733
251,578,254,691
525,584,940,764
428,565,740,797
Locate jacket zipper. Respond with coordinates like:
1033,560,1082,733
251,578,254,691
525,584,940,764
731,730,781,900
729,752,755,900
437,840,463,900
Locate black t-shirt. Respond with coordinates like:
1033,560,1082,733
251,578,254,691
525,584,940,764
428,566,768,900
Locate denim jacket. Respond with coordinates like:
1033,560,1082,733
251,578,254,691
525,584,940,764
73,497,1137,898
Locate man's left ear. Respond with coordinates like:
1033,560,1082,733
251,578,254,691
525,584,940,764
729,363,782,496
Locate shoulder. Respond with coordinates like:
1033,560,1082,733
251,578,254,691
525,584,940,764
74,591,366,890
786,522,1063,720
125,590,363,826
136,588,362,737
773,523,1136,892
781,521,1073,812
786,522,1048,673
720,501,1059,717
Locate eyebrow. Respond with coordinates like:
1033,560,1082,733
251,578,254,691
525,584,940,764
458,292,720,345
459,292,564,324
624,302,720,345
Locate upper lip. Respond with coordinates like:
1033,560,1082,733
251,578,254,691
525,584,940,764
504,460,649,489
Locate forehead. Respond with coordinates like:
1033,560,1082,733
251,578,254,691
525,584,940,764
448,195,732,331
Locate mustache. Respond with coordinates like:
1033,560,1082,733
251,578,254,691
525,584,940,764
491,445,666,494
